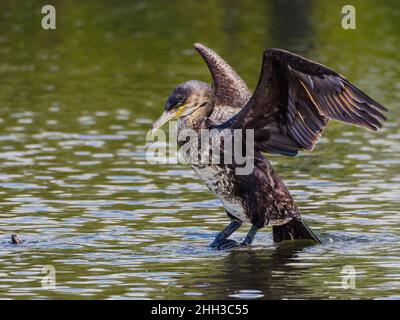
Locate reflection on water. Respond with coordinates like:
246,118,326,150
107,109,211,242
0,0,399,299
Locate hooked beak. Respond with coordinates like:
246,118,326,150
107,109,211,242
151,110,177,135
151,104,192,135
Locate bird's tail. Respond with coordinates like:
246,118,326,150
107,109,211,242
272,218,321,243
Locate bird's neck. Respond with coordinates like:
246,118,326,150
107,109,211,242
177,114,204,133
177,101,213,133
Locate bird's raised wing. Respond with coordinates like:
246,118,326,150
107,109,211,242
220,49,387,156
194,43,252,124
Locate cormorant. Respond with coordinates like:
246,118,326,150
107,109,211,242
152,43,387,250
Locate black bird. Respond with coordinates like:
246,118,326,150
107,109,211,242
152,43,387,249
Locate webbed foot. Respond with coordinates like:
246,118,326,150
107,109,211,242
210,219,243,250
214,239,239,250
210,232,225,248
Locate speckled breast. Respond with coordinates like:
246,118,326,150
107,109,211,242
189,161,249,223
177,119,250,222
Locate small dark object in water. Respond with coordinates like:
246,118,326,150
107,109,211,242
11,234,22,244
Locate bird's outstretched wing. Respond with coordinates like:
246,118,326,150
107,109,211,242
218,49,387,156
194,43,251,124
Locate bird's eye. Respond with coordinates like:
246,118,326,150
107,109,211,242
175,103,182,108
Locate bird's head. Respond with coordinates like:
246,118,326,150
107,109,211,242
151,80,212,134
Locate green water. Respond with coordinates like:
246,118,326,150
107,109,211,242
0,0,399,299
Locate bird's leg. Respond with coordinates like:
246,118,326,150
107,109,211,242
241,225,259,246
210,219,242,249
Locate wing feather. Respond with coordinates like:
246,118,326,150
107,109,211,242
216,48,387,155
193,43,251,124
